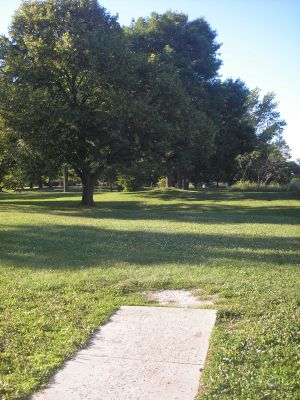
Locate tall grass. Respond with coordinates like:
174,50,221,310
230,180,288,192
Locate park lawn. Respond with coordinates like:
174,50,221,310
0,189,299,400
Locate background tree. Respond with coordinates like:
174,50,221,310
236,147,288,184
247,89,286,147
0,124,14,191
128,11,221,81
206,79,256,184
127,11,221,188
235,89,289,184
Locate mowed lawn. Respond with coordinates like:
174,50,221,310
0,189,299,400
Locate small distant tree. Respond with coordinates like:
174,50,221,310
235,151,260,182
279,160,300,184
247,89,286,147
235,89,289,185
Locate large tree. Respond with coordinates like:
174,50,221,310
0,0,142,205
127,11,221,81
127,11,221,188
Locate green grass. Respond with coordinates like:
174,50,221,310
0,188,299,399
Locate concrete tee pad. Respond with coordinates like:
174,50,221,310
32,306,216,400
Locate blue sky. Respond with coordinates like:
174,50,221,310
0,0,299,159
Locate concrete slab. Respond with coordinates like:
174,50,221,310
32,306,216,400
147,290,214,307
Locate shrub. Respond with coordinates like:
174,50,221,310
117,166,144,192
290,177,300,184
156,177,166,188
2,168,25,192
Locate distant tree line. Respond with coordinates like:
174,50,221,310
0,0,299,204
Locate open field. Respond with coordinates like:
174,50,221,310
0,189,299,399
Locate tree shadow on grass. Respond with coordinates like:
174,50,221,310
130,188,300,202
0,190,84,208
0,224,299,270
0,201,299,225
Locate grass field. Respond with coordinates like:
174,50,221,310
0,188,299,400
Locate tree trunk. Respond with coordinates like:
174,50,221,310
176,167,182,189
165,160,173,187
29,182,33,190
166,175,173,187
81,173,96,206
183,176,190,190
242,161,251,181
63,166,69,192
38,179,43,189
193,179,199,189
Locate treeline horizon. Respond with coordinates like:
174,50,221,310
0,0,299,204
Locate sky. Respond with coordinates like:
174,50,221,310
0,0,299,160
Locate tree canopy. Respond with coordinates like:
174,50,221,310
0,1,293,202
